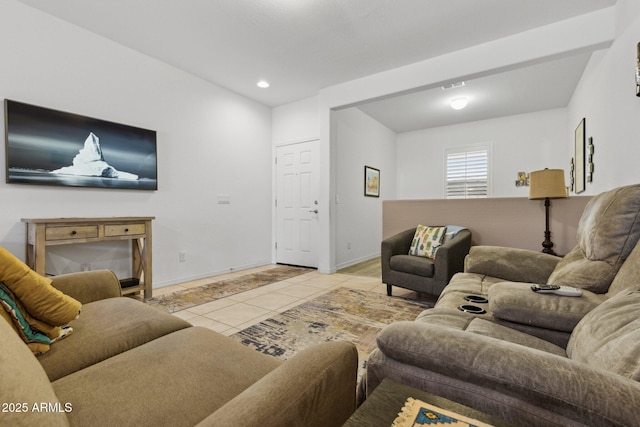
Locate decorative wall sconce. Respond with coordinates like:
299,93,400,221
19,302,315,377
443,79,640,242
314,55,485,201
574,118,586,194
570,158,575,192
587,137,595,183
515,171,529,186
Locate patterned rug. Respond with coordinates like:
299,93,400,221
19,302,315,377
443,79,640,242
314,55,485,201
145,265,312,313
230,287,433,378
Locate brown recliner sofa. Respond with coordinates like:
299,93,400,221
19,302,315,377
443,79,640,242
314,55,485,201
365,184,640,426
436,183,640,347
2,268,358,427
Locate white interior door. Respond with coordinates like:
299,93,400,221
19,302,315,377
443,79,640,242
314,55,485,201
276,140,319,268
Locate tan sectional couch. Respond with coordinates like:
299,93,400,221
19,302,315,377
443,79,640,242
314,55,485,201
2,269,358,427
365,184,640,426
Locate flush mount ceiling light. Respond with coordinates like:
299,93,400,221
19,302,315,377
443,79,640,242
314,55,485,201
450,97,468,110
256,80,270,88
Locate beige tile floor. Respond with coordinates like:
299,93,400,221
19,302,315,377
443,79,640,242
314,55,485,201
151,264,418,337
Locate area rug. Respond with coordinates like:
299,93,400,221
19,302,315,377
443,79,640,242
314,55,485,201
230,287,433,378
145,265,312,313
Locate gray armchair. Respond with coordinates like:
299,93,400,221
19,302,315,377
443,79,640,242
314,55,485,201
381,227,472,297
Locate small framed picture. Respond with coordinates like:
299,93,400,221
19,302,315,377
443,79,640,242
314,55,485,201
364,166,380,197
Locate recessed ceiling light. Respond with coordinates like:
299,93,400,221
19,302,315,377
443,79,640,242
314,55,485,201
257,80,270,88
450,97,468,110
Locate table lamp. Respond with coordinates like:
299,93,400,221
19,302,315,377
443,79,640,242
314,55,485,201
529,168,568,255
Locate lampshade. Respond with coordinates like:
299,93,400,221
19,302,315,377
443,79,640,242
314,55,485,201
529,169,568,200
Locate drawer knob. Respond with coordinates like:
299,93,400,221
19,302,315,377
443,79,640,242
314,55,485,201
124,228,129,232
71,230,77,235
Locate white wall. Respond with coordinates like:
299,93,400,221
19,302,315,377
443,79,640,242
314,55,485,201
272,96,319,145
272,101,396,269
270,5,634,275
334,108,396,268
396,109,569,199
0,1,273,287
567,0,640,194
314,8,614,273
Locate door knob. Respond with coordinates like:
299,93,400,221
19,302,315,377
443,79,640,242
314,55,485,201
309,209,318,214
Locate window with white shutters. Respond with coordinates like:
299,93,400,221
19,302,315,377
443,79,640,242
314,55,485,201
445,147,489,199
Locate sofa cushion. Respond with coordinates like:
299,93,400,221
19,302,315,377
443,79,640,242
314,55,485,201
53,326,282,427
547,184,640,293
414,309,567,356
38,297,191,381
390,255,434,277
547,247,618,293
437,272,503,296
376,320,568,375
433,273,502,319
567,290,640,380
607,237,640,297
488,281,604,332
0,316,70,427
408,225,446,258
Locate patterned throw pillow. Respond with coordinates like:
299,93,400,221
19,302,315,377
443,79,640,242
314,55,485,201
408,225,447,259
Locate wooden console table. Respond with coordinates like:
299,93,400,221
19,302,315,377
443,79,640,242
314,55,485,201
21,217,154,299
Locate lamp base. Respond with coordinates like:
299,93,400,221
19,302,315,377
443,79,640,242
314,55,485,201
541,198,557,256
541,236,557,256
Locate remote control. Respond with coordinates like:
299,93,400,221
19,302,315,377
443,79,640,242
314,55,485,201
531,284,582,297
531,284,560,293
553,286,583,297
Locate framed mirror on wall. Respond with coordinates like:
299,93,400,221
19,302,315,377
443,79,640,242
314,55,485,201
574,118,585,194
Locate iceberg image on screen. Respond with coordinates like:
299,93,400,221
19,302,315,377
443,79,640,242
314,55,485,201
53,132,138,180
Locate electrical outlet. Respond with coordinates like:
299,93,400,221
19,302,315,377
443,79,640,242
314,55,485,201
179,251,186,262
347,242,351,250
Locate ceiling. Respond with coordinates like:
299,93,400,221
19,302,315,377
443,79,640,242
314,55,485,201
356,52,594,133
18,0,616,132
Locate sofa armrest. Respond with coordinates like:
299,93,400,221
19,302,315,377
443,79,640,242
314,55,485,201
377,322,640,426
50,270,122,304
433,229,472,283
198,341,358,427
464,246,561,283
488,281,605,332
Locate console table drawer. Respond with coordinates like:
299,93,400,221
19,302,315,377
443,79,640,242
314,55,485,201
45,225,99,241
105,223,146,237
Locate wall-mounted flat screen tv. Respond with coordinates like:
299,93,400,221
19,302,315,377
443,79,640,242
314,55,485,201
4,100,157,190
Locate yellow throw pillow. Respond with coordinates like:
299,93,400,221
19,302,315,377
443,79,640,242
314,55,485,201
0,247,81,325
408,225,447,259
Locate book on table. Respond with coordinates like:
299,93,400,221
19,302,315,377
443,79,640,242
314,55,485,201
392,397,493,427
